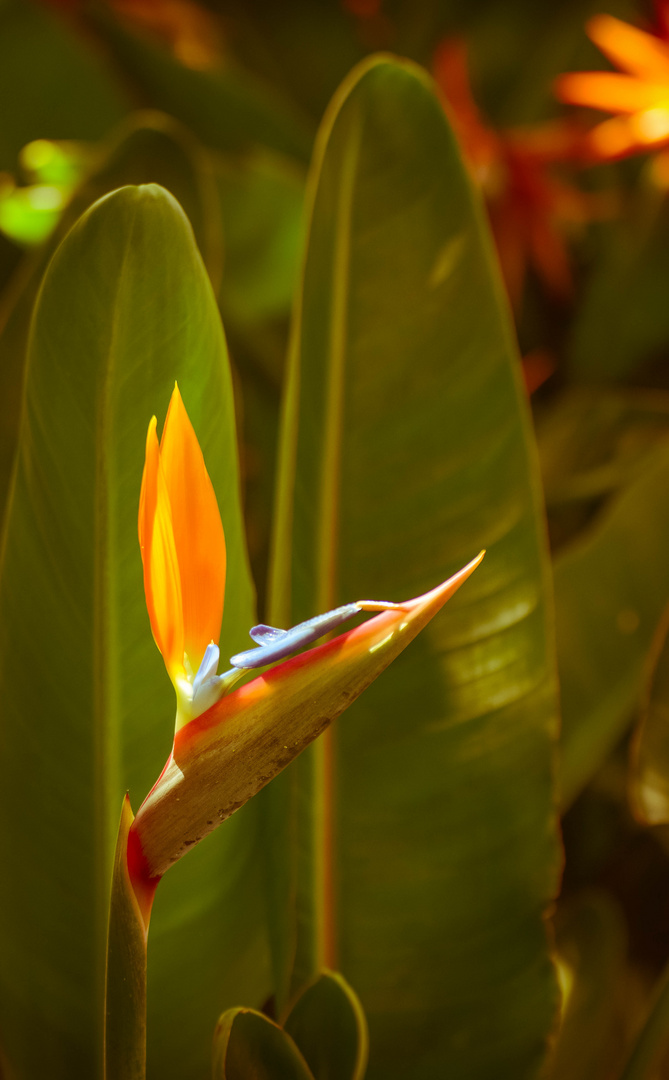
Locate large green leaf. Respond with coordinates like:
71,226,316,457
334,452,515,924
554,441,669,809
0,185,268,1080
0,112,223,535
265,55,561,1080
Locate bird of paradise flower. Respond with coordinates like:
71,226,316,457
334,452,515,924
105,382,484,1076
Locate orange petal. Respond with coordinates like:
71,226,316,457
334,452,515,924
588,114,647,159
433,37,499,173
139,417,184,676
159,385,225,674
587,14,669,81
555,71,667,112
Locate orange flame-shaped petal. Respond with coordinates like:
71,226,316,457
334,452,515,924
556,71,667,113
159,386,226,674
555,7,669,160
138,386,226,683
139,417,184,677
588,14,669,82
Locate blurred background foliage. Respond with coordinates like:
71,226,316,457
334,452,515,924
5,0,669,1076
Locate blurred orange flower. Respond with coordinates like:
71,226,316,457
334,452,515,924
555,5,669,160
434,39,591,309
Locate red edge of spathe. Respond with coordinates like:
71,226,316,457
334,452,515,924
126,816,162,932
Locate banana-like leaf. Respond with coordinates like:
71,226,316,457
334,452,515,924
213,1009,314,1080
284,971,368,1080
265,55,561,1080
0,112,223,532
0,185,267,1080
555,441,669,809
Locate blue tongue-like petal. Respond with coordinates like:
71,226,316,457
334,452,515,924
249,625,289,645
230,602,361,669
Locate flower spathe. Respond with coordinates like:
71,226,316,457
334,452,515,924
139,384,234,728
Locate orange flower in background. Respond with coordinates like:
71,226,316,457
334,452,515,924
139,384,231,728
434,38,592,309
556,5,669,160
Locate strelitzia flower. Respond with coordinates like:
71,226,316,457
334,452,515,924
139,383,239,729
139,385,453,730
130,387,486,910
555,6,669,160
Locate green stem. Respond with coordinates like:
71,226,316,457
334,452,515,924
104,795,156,1080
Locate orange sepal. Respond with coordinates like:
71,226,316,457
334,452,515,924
159,385,226,675
587,13,669,81
138,416,185,678
555,71,667,113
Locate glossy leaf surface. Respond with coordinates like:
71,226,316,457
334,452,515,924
266,55,561,1080
0,185,266,1080
213,1009,314,1080
284,971,368,1080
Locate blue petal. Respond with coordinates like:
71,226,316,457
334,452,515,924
249,625,289,645
192,642,219,696
230,603,361,669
